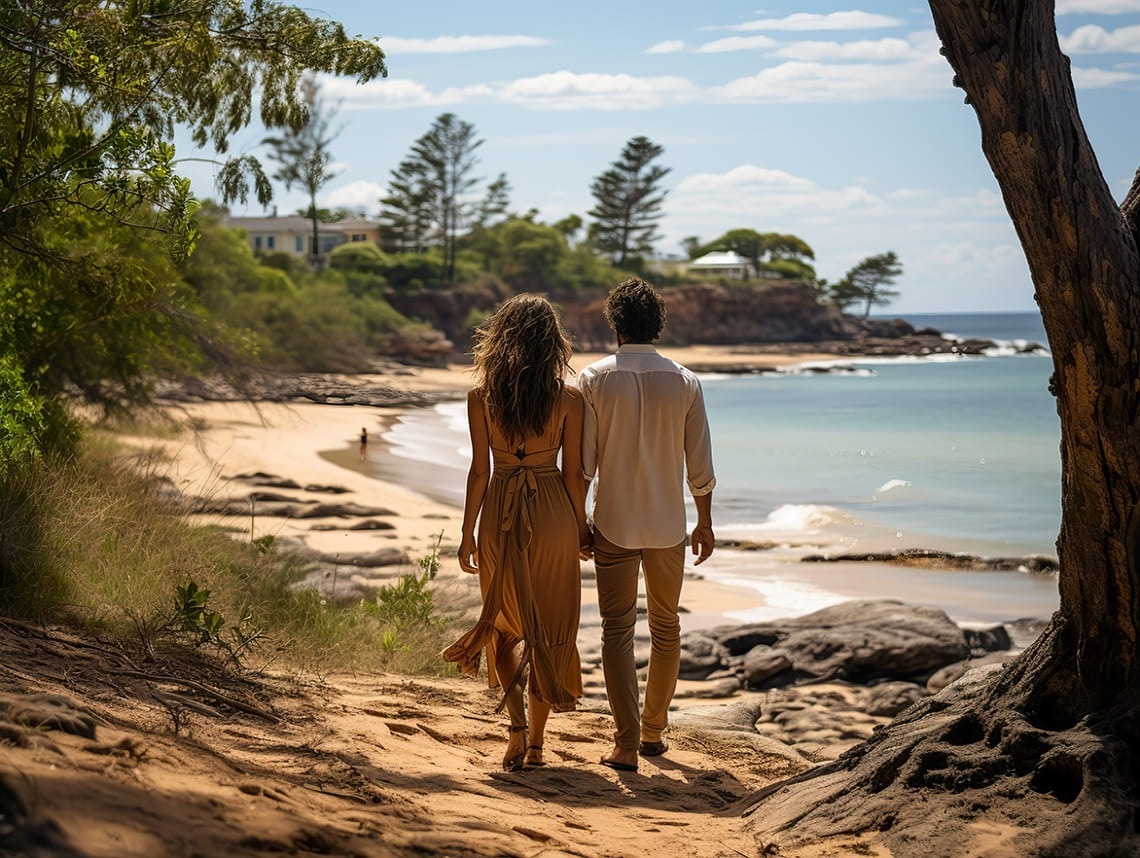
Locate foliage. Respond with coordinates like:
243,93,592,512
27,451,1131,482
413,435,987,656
831,252,904,318
263,74,342,266
380,113,485,286
0,0,386,463
588,136,671,267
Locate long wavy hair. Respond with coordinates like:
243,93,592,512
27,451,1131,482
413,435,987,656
472,294,573,444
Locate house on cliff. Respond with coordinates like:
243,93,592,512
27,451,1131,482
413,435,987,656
226,214,381,262
686,250,753,280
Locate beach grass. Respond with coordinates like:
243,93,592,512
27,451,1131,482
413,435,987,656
0,434,458,675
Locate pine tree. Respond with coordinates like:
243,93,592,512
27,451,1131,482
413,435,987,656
588,136,671,267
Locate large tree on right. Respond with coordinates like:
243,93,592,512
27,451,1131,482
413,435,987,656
746,5,1140,855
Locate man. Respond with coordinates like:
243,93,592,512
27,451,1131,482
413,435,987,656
578,277,716,772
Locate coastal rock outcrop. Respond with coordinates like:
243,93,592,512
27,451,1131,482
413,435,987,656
702,600,983,686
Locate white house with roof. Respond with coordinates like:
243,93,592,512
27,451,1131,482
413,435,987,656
225,214,381,261
686,250,755,280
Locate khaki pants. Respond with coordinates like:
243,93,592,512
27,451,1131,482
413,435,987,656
592,529,686,751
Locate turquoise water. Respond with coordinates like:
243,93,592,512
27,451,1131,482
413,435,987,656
705,347,1060,558
375,311,1063,623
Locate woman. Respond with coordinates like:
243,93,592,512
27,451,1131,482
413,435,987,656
442,294,590,772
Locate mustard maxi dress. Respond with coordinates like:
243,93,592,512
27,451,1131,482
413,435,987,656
442,397,583,712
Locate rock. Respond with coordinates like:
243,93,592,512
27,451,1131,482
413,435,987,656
675,678,741,699
963,624,1013,654
678,634,730,680
741,647,794,688
864,681,926,717
926,651,1017,694
707,600,970,684
232,472,301,489
671,701,762,733
292,502,397,519
321,548,410,568
707,628,780,657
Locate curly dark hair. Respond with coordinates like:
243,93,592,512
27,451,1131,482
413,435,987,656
602,278,667,343
471,294,574,444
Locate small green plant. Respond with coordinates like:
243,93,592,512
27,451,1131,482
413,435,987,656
363,571,442,630
252,534,276,554
166,581,264,668
418,531,444,579
172,581,226,644
380,630,407,655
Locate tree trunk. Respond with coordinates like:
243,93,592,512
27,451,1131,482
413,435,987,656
744,4,1140,854
930,0,1140,719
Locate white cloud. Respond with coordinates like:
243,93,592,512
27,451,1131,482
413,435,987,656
709,59,949,103
326,180,385,211
496,71,699,110
1060,23,1140,52
321,76,496,109
732,12,903,32
1057,0,1140,13
696,35,778,53
668,165,884,221
646,40,686,54
774,36,926,62
378,35,552,54
1072,65,1140,86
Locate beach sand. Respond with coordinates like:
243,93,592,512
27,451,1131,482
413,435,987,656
0,347,1035,857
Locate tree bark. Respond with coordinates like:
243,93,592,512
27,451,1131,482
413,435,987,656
744,4,1140,854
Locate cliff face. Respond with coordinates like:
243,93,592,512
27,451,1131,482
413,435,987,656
390,279,864,355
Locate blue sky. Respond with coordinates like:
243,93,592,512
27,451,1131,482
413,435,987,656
181,1,1140,313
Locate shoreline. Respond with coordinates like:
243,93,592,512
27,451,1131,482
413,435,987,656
142,343,1058,634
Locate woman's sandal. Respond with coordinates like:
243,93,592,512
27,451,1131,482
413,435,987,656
525,744,546,767
503,724,528,772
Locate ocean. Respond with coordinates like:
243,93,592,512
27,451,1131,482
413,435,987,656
370,311,1063,627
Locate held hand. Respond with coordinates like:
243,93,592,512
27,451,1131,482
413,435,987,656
577,525,593,561
690,524,715,566
458,535,479,574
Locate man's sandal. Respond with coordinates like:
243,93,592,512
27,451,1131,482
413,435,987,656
639,739,668,757
525,744,546,767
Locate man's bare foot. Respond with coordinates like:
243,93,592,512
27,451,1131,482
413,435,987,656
599,744,638,772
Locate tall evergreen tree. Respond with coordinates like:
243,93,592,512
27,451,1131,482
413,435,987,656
262,74,342,267
379,156,435,254
380,113,483,285
588,136,671,267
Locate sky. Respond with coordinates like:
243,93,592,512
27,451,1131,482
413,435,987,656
179,1,1140,314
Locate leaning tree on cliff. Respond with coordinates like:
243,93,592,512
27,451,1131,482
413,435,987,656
746,4,1140,855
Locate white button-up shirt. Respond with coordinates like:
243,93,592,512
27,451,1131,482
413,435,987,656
578,344,716,549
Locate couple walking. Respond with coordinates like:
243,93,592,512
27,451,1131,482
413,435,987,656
442,278,717,773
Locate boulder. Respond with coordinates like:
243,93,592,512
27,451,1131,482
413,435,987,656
678,634,730,680
741,647,794,688
707,600,970,683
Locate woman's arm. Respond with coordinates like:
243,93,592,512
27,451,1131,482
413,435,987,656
458,389,491,573
560,387,591,558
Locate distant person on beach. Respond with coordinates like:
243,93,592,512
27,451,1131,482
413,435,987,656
359,427,368,461
578,278,717,773
442,294,591,772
